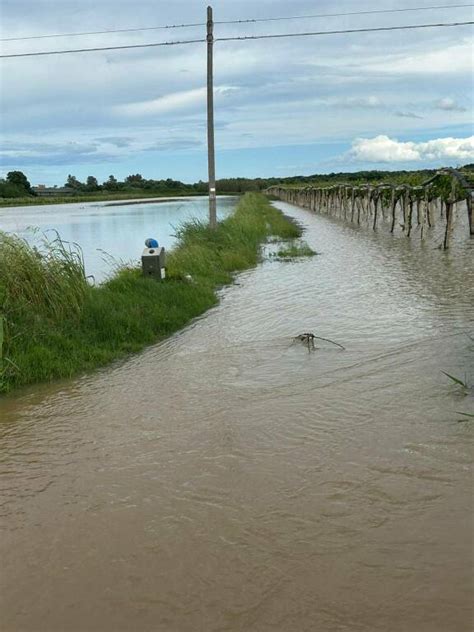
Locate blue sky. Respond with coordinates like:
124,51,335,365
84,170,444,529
0,0,473,185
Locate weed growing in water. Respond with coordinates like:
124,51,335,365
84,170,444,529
274,241,316,259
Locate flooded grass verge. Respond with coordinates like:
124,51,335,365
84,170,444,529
0,193,300,393
274,241,316,259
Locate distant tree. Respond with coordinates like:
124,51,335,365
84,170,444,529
65,174,83,190
193,180,208,194
215,178,260,193
165,178,182,190
103,175,119,191
6,170,32,193
85,175,100,191
0,178,28,198
125,174,144,185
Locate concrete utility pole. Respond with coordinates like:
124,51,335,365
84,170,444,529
207,5,217,228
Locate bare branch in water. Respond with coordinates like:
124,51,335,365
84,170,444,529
312,335,345,350
294,333,345,351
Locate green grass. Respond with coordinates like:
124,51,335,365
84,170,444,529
442,371,469,389
457,412,474,422
0,193,301,393
274,241,316,259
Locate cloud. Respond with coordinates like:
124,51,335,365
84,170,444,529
95,136,133,147
343,96,381,107
434,97,467,112
115,86,238,117
143,139,203,152
326,95,382,108
347,135,474,163
115,88,207,117
394,111,424,120
352,41,473,76
0,141,104,166
0,134,204,168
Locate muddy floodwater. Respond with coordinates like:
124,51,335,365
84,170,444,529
0,201,473,631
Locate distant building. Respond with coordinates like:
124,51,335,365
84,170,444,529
33,185,75,197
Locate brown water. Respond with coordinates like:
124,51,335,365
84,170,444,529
1,201,473,632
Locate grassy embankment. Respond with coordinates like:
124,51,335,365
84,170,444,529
0,193,302,393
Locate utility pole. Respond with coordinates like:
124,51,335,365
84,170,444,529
207,5,217,228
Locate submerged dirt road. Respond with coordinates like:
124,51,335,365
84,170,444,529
1,202,473,631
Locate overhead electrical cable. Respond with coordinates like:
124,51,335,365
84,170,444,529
0,37,206,58
1,3,472,42
0,21,472,59
0,22,206,42
216,3,474,24
215,20,474,42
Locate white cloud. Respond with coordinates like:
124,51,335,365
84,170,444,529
435,97,467,112
115,88,207,117
115,86,238,117
302,40,473,77
353,41,473,75
327,95,382,108
348,135,474,163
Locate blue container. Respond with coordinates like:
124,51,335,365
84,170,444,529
145,238,159,248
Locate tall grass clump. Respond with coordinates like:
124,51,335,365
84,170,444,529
0,193,302,393
0,232,88,389
0,231,87,320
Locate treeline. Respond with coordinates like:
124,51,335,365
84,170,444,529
64,174,194,194
62,174,284,195
1,165,473,200
271,165,474,188
0,171,281,199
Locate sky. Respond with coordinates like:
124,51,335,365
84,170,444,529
0,0,473,185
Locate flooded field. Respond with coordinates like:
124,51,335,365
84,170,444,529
0,196,237,281
0,201,473,631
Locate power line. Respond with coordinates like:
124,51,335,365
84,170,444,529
0,37,206,58
216,3,474,25
0,21,472,59
216,20,474,43
0,22,206,42
1,3,472,42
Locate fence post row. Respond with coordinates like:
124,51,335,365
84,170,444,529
266,170,473,248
